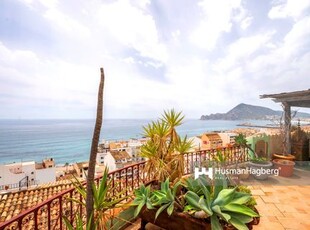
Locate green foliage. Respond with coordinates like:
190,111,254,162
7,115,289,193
250,157,269,164
64,167,127,230
236,186,257,209
140,109,193,182
131,184,154,218
131,179,182,220
131,175,258,230
63,214,92,230
182,176,211,197
234,134,257,160
151,179,182,220
184,177,259,230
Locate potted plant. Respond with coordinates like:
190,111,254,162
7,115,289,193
63,168,128,230
140,109,193,184
131,176,260,230
272,159,295,177
234,134,273,180
248,157,273,180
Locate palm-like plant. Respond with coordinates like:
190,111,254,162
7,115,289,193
234,133,257,160
140,110,193,183
65,167,127,229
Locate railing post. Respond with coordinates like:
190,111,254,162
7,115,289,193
47,202,51,230
59,196,63,230
34,209,38,230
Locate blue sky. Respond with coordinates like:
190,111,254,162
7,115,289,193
0,0,310,119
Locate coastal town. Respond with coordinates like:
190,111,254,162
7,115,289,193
1,121,310,227
1,123,310,193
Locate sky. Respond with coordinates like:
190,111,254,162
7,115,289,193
0,0,310,119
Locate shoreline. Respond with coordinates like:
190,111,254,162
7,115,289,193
1,124,310,167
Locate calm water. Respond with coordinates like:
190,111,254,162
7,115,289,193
0,119,270,165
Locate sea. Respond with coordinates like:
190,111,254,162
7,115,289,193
0,119,271,165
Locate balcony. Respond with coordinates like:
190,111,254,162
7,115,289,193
1,146,310,229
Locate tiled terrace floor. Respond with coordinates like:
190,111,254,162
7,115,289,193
126,167,310,230
250,167,310,230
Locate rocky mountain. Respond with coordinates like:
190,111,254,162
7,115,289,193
200,103,310,120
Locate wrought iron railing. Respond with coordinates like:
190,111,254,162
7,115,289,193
0,178,38,191
0,146,248,230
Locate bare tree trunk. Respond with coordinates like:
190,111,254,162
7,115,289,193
86,68,105,229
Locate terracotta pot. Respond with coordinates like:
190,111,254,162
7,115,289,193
272,153,295,161
273,159,295,177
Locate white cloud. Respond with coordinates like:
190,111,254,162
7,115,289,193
96,0,167,63
190,0,243,50
44,8,91,39
268,0,310,20
2,0,310,119
215,32,275,72
282,16,310,57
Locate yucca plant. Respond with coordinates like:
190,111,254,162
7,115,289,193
63,167,128,230
140,109,193,183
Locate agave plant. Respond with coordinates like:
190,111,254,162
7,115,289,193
131,175,259,230
132,179,183,220
184,176,259,230
140,109,193,183
151,179,183,219
131,184,154,218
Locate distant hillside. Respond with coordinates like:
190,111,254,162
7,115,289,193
200,103,310,120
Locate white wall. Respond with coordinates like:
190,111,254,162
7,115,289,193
103,152,116,171
0,165,26,187
36,168,56,184
0,161,56,189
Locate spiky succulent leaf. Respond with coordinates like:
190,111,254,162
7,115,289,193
213,188,236,206
211,215,223,230
184,191,201,211
155,203,170,220
212,205,231,222
222,204,259,217
228,216,249,230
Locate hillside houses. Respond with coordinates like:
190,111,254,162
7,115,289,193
95,138,146,171
0,158,56,191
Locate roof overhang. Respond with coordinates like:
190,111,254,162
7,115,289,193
260,89,310,108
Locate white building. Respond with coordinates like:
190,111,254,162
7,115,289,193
103,150,132,171
0,159,56,191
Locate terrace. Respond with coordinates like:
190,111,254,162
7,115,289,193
1,146,310,230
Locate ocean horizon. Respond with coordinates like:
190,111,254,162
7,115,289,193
0,119,270,165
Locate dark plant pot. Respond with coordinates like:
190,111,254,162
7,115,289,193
272,154,295,161
139,207,260,230
248,161,273,180
273,159,295,177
